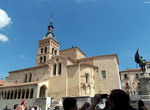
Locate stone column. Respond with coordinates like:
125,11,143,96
24,89,26,99
20,90,22,99
28,89,31,99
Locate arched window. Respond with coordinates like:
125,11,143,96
1,91,3,99
40,57,42,63
4,91,6,99
41,48,43,54
29,73,32,82
39,86,47,98
53,64,57,75
45,47,47,53
82,85,86,95
87,85,90,95
14,90,17,99
18,89,21,99
26,89,29,99
25,74,27,83
10,90,13,99
30,88,34,99
7,90,10,99
85,74,90,83
44,56,46,62
55,50,57,55
58,63,62,75
52,48,54,54
0,91,1,99
22,89,25,99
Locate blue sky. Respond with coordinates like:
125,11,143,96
0,0,150,79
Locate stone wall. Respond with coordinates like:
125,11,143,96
94,55,120,94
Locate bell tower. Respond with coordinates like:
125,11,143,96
36,16,60,66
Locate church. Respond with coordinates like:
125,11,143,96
0,17,120,109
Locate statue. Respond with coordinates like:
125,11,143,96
135,49,146,72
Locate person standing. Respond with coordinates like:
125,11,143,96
138,100,147,110
3,106,9,110
63,98,78,110
18,99,27,110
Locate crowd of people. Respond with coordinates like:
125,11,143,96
2,89,148,110
3,99,40,110
63,89,147,110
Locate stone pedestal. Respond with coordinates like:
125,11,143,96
139,76,150,110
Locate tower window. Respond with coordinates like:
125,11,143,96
125,83,130,88
55,50,57,55
41,48,43,54
58,63,62,75
135,74,139,78
101,70,106,79
44,56,46,62
25,74,27,83
29,73,32,82
53,64,57,75
52,48,54,54
124,74,128,79
85,74,90,83
40,57,42,63
45,47,47,53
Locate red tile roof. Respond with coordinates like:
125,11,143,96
120,68,141,72
0,80,4,85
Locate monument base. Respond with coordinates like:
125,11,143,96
139,76,150,110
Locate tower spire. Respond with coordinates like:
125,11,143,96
48,15,54,32
44,15,55,39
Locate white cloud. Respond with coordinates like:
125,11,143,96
0,34,9,42
75,0,82,3
75,0,95,3
144,1,150,3
20,55,25,58
0,9,12,29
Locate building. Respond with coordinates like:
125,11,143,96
120,61,150,95
120,68,142,95
0,17,120,109
0,80,4,86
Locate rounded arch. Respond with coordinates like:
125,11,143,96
25,74,28,83
53,63,57,75
54,50,57,55
58,62,62,75
26,89,29,99
1,91,3,99
40,57,43,63
4,91,7,99
52,48,54,54
44,56,46,62
44,47,47,53
10,90,14,99
22,89,25,99
82,85,86,95
87,85,91,95
29,73,32,82
85,73,90,83
18,89,21,99
7,90,10,99
30,88,34,99
14,90,17,99
41,48,43,54
39,85,47,98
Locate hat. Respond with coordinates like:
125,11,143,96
21,99,26,104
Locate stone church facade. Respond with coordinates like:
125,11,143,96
0,17,120,109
